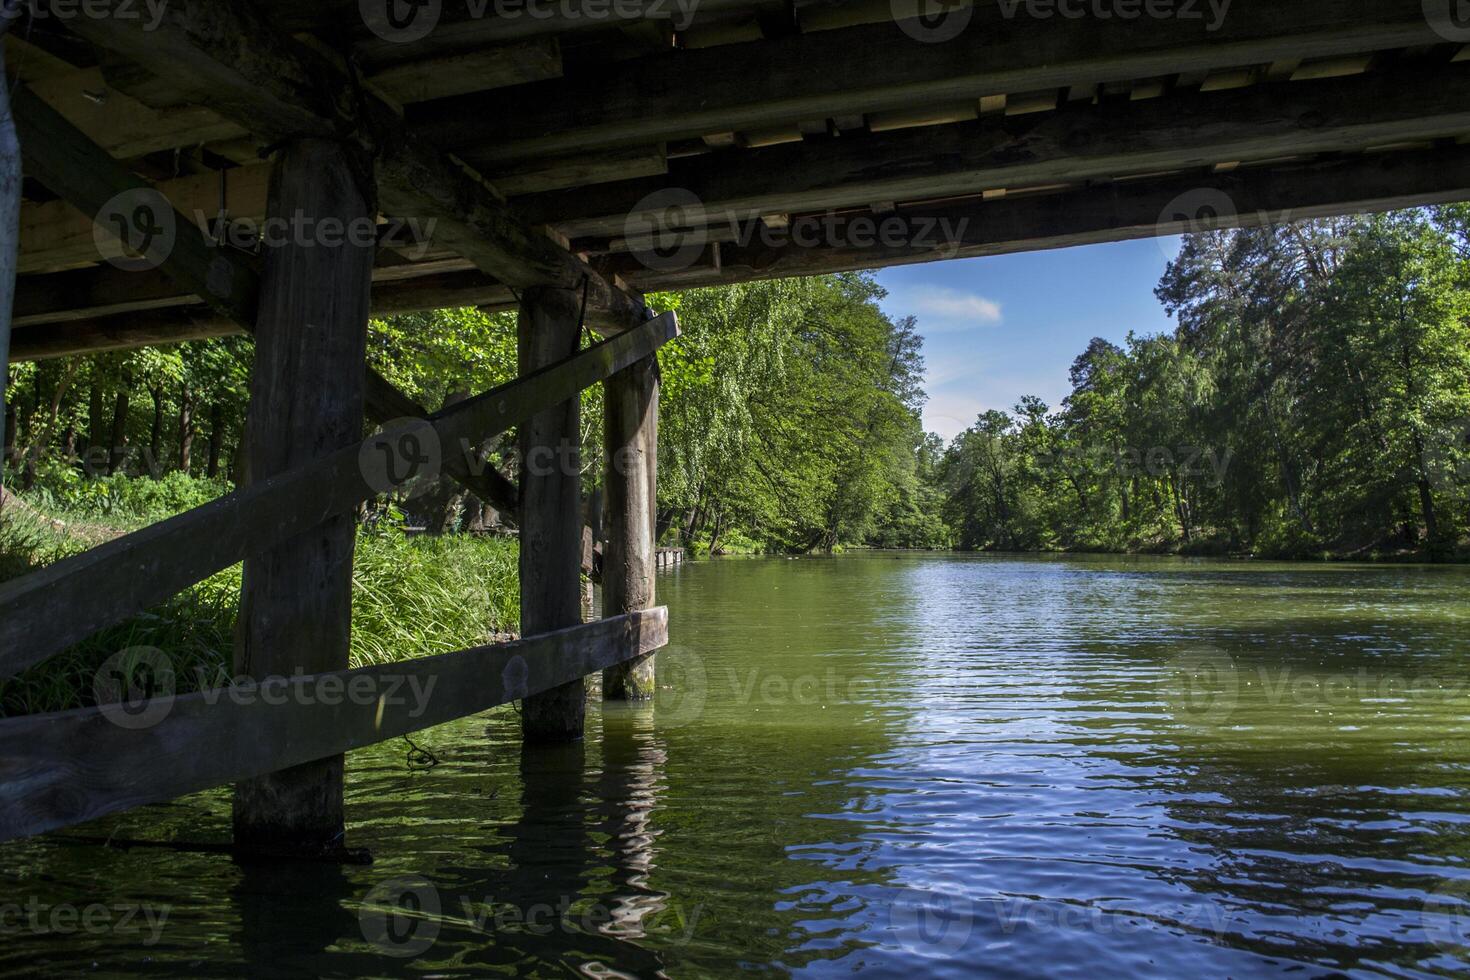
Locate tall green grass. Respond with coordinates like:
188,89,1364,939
0,481,520,718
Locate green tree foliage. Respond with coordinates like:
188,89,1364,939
937,211,1470,559
655,273,944,553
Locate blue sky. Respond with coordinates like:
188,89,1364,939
875,237,1182,442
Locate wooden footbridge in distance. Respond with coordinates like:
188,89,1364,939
0,0,1466,855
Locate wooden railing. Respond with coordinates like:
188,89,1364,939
0,608,667,844
0,311,679,677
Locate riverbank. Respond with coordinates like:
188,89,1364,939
0,484,520,718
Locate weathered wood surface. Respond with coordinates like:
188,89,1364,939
361,371,521,524
518,286,587,742
11,268,512,347
521,61,1470,237
0,311,680,679
0,608,668,845
63,0,648,330
0,31,22,509
602,355,660,700
604,145,1470,289
417,0,1438,165
231,138,374,855
12,84,258,324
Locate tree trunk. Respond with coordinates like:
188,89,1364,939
108,371,131,476
178,386,195,474
205,401,224,478
149,385,164,476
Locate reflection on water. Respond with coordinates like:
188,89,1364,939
2,554,1469,977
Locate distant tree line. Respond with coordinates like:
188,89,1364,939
935,210,1470,559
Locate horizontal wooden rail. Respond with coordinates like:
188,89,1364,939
0,607,667,844
0,311,680,678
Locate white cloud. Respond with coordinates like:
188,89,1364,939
911,286,1003,326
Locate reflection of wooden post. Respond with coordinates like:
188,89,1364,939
233,139,373,857
603,354,659,700
518,286,586,742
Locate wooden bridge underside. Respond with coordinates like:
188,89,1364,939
2,0,1469,851
10,0,1470,360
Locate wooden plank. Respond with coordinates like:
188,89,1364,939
14,83,259,323
609,146,1470,290
64,0,648,331
24,66,245,158
0,311,679,678
231,137,375,856
18,163,271,275
519,60,1470,238
361,371,521,524
602,355,660,700
0,608,668,844
517,287,586,742
368,38,563,104
8,269,517,359
479,144,669,197
415,0,1439,165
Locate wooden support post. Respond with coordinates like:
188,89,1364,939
0,27,20,509
602,355,659,700
518,286,586,743
232,139,374,857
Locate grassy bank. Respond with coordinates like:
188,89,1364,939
0,476,519,718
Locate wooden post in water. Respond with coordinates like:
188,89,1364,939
518,286,586,742
602,354,659,700
232,139,374,857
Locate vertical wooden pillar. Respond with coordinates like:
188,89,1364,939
518,286,586,743
232,139,374,856
0,31,20,509
602,354,659,700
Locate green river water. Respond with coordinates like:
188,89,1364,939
3,553,1470,978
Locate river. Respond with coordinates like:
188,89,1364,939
3,553,1469,977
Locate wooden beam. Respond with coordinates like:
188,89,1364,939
361,371,521,524
18,163,270,275
25,65,245,158
64,0,647,330
517,286,586,743
0,311,679,678
13,84,258,323
609,146,1470,289
231,137,374,857
519,61,1470,238
602,355,660,700
12,260,512,331
0,608,668,844
415,0,1440,165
